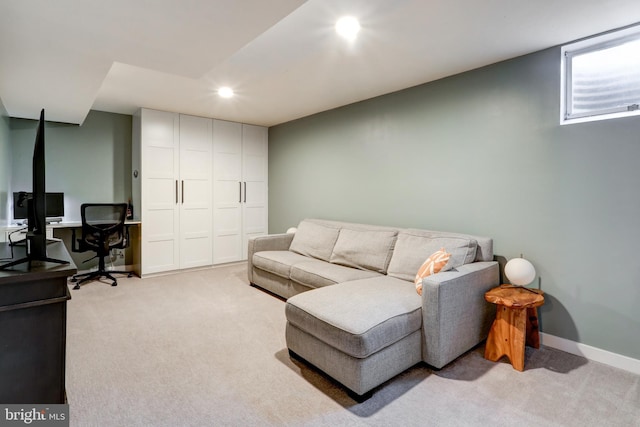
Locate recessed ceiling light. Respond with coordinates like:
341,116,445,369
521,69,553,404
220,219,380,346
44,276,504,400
335,16,360,41
218,87,234,98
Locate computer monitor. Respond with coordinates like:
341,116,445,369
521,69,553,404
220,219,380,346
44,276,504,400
13,192,64,222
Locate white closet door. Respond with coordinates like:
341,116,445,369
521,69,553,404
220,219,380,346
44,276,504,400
241,124,268,257
140,109,180,275
179,114,213,268
212,120,243,264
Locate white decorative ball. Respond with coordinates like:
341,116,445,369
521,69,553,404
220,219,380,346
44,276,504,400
505,258,536,286
286,227,297,234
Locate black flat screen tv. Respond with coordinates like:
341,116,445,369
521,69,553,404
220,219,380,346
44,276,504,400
0,109,68,270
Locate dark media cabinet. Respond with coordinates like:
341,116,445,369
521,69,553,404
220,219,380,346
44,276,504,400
0,241,76,403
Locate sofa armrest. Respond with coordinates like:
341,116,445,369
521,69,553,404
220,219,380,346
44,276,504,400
421,261,499,368
247,233,295,283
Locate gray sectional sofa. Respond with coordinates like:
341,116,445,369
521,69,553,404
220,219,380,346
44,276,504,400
248,219,499,399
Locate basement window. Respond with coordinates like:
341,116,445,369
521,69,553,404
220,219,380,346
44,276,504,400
561,25,640,125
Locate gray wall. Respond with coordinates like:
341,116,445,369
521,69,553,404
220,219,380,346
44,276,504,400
10,110,132,222
0,98,10,224
269,47,640,361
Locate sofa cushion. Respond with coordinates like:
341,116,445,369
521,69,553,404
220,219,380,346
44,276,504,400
252,251,311,279
414,248,450,296
286,276,422,359
289,220,340,262
329,228,398,273
387,230,477,282
290,258,380,289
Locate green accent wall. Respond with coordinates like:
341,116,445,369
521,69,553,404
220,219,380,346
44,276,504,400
268,47,640,360
10,110,132,222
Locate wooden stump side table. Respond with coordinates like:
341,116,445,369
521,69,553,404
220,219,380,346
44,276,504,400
484,284,544,371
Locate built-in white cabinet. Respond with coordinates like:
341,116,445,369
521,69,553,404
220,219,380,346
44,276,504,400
133,109,214,275
134,109,180,275
212,121,268,264
239,124,269,257
178,114,213,269
133,108,267,276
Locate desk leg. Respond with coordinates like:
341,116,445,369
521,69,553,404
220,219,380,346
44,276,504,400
484,306,527,371
128,224,141,278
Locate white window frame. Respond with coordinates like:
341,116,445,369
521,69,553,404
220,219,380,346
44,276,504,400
561,25,640,125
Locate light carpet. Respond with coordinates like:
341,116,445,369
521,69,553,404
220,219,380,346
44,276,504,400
66,263,640,426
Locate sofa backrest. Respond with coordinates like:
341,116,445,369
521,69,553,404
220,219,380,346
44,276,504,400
387,229,488,282
400,229,493,263
328,226,398,274
290,219,493,278
291,219,398,273
289,220,341,262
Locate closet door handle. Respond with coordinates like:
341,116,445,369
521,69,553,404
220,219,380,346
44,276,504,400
181,180,185,204
243,182,247,203
175,180,178,204
239,182,242,203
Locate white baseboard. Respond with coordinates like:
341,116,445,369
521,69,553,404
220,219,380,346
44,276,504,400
541,332,640,376
75,265,135,275
137,261,245,279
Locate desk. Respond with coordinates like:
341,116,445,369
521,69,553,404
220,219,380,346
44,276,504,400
1,220,141,235
1,221,141,277
0,241,77,403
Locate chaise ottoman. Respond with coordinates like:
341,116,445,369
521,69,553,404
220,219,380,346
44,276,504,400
285,276,423,399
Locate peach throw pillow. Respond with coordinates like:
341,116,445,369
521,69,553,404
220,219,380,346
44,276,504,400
415,248,450,296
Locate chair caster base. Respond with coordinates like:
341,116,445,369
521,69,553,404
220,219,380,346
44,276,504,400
71,269,131,290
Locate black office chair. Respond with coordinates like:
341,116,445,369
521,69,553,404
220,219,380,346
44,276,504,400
70,203,133,289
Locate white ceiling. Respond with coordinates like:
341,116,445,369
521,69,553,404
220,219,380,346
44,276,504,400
2,0,640,126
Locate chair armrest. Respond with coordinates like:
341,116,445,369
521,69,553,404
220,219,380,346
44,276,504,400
421,261,500,368
247,233,295,283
